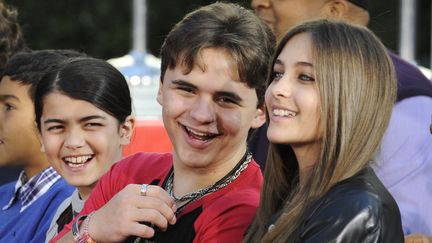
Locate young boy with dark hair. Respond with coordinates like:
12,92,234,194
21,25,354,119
0,50,83,242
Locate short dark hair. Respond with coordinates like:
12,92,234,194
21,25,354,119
35,57,132,130
1,49,85,101
160,2,275,107
0,1,29,71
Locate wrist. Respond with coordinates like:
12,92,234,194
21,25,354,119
72,212,96,243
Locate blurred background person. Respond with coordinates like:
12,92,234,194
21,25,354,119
0,0,30,185
0,50,75,242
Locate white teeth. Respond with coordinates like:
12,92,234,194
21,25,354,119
186,127,212,137
273,109,296,117
63,155,92,164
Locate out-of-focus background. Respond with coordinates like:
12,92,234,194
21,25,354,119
11,0,431,66
8,0,432,153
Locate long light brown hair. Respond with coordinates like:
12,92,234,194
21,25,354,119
244,20,396,242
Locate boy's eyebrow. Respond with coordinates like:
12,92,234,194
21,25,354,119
0,94,20,102
79,115,106,123
43,118,65,124
43,116,106,125
172,79,197,89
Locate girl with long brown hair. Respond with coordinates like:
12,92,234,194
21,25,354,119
245,20,404,242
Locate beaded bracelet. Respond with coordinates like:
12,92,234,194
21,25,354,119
72,212,96,243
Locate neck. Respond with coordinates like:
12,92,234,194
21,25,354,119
291,141,321,186
76,186,94,201
171,148,247,197
24,153,50,179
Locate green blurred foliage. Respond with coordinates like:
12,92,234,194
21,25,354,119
8,0,431,66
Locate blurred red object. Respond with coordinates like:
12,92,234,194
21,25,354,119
123,119,171,156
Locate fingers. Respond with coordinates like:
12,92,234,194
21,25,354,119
134,184,176,210
128,222,156,239
89,184,177,242
130,195,177,227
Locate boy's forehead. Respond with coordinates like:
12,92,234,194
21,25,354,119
176,48,241,82
0,76,32,101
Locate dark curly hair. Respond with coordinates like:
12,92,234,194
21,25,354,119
0,1,29,72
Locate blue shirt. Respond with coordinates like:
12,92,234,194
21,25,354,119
0,168,74,242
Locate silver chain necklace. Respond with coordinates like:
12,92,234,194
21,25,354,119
165,152,252,205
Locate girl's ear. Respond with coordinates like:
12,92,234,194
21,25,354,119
251,105,266,129
119,115,136,145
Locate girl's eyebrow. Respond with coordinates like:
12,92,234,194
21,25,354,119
275,59,313,68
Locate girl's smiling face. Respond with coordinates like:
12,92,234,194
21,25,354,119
266,33,322,149
40,92,131,198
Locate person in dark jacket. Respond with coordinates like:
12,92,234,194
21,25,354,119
244,20,403,242
250,0,432,238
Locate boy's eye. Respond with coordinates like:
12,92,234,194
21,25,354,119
178,86,195,93
85,123,102,128
4,103,15,111
299,74,315,82
217,97,237,105
47,125,64,132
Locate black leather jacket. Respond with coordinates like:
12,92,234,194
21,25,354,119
270,167,404,242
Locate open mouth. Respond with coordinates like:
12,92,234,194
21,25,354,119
272,109,297,117
62,154,95,168
182,125,220,141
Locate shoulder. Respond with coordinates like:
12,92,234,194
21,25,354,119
0,181,16,206
103,152,173,184
299,168,403,242
50,177,75,195
313,168,400,222
388,52,432,100
37,179,74,215
113,152,172,172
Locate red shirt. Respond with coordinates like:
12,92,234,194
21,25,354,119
53,152,263,243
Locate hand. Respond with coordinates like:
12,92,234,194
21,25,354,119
405,234,432,243
87,184,177,242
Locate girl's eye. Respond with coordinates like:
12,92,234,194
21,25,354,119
272,71,284,81
299,74,315,82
